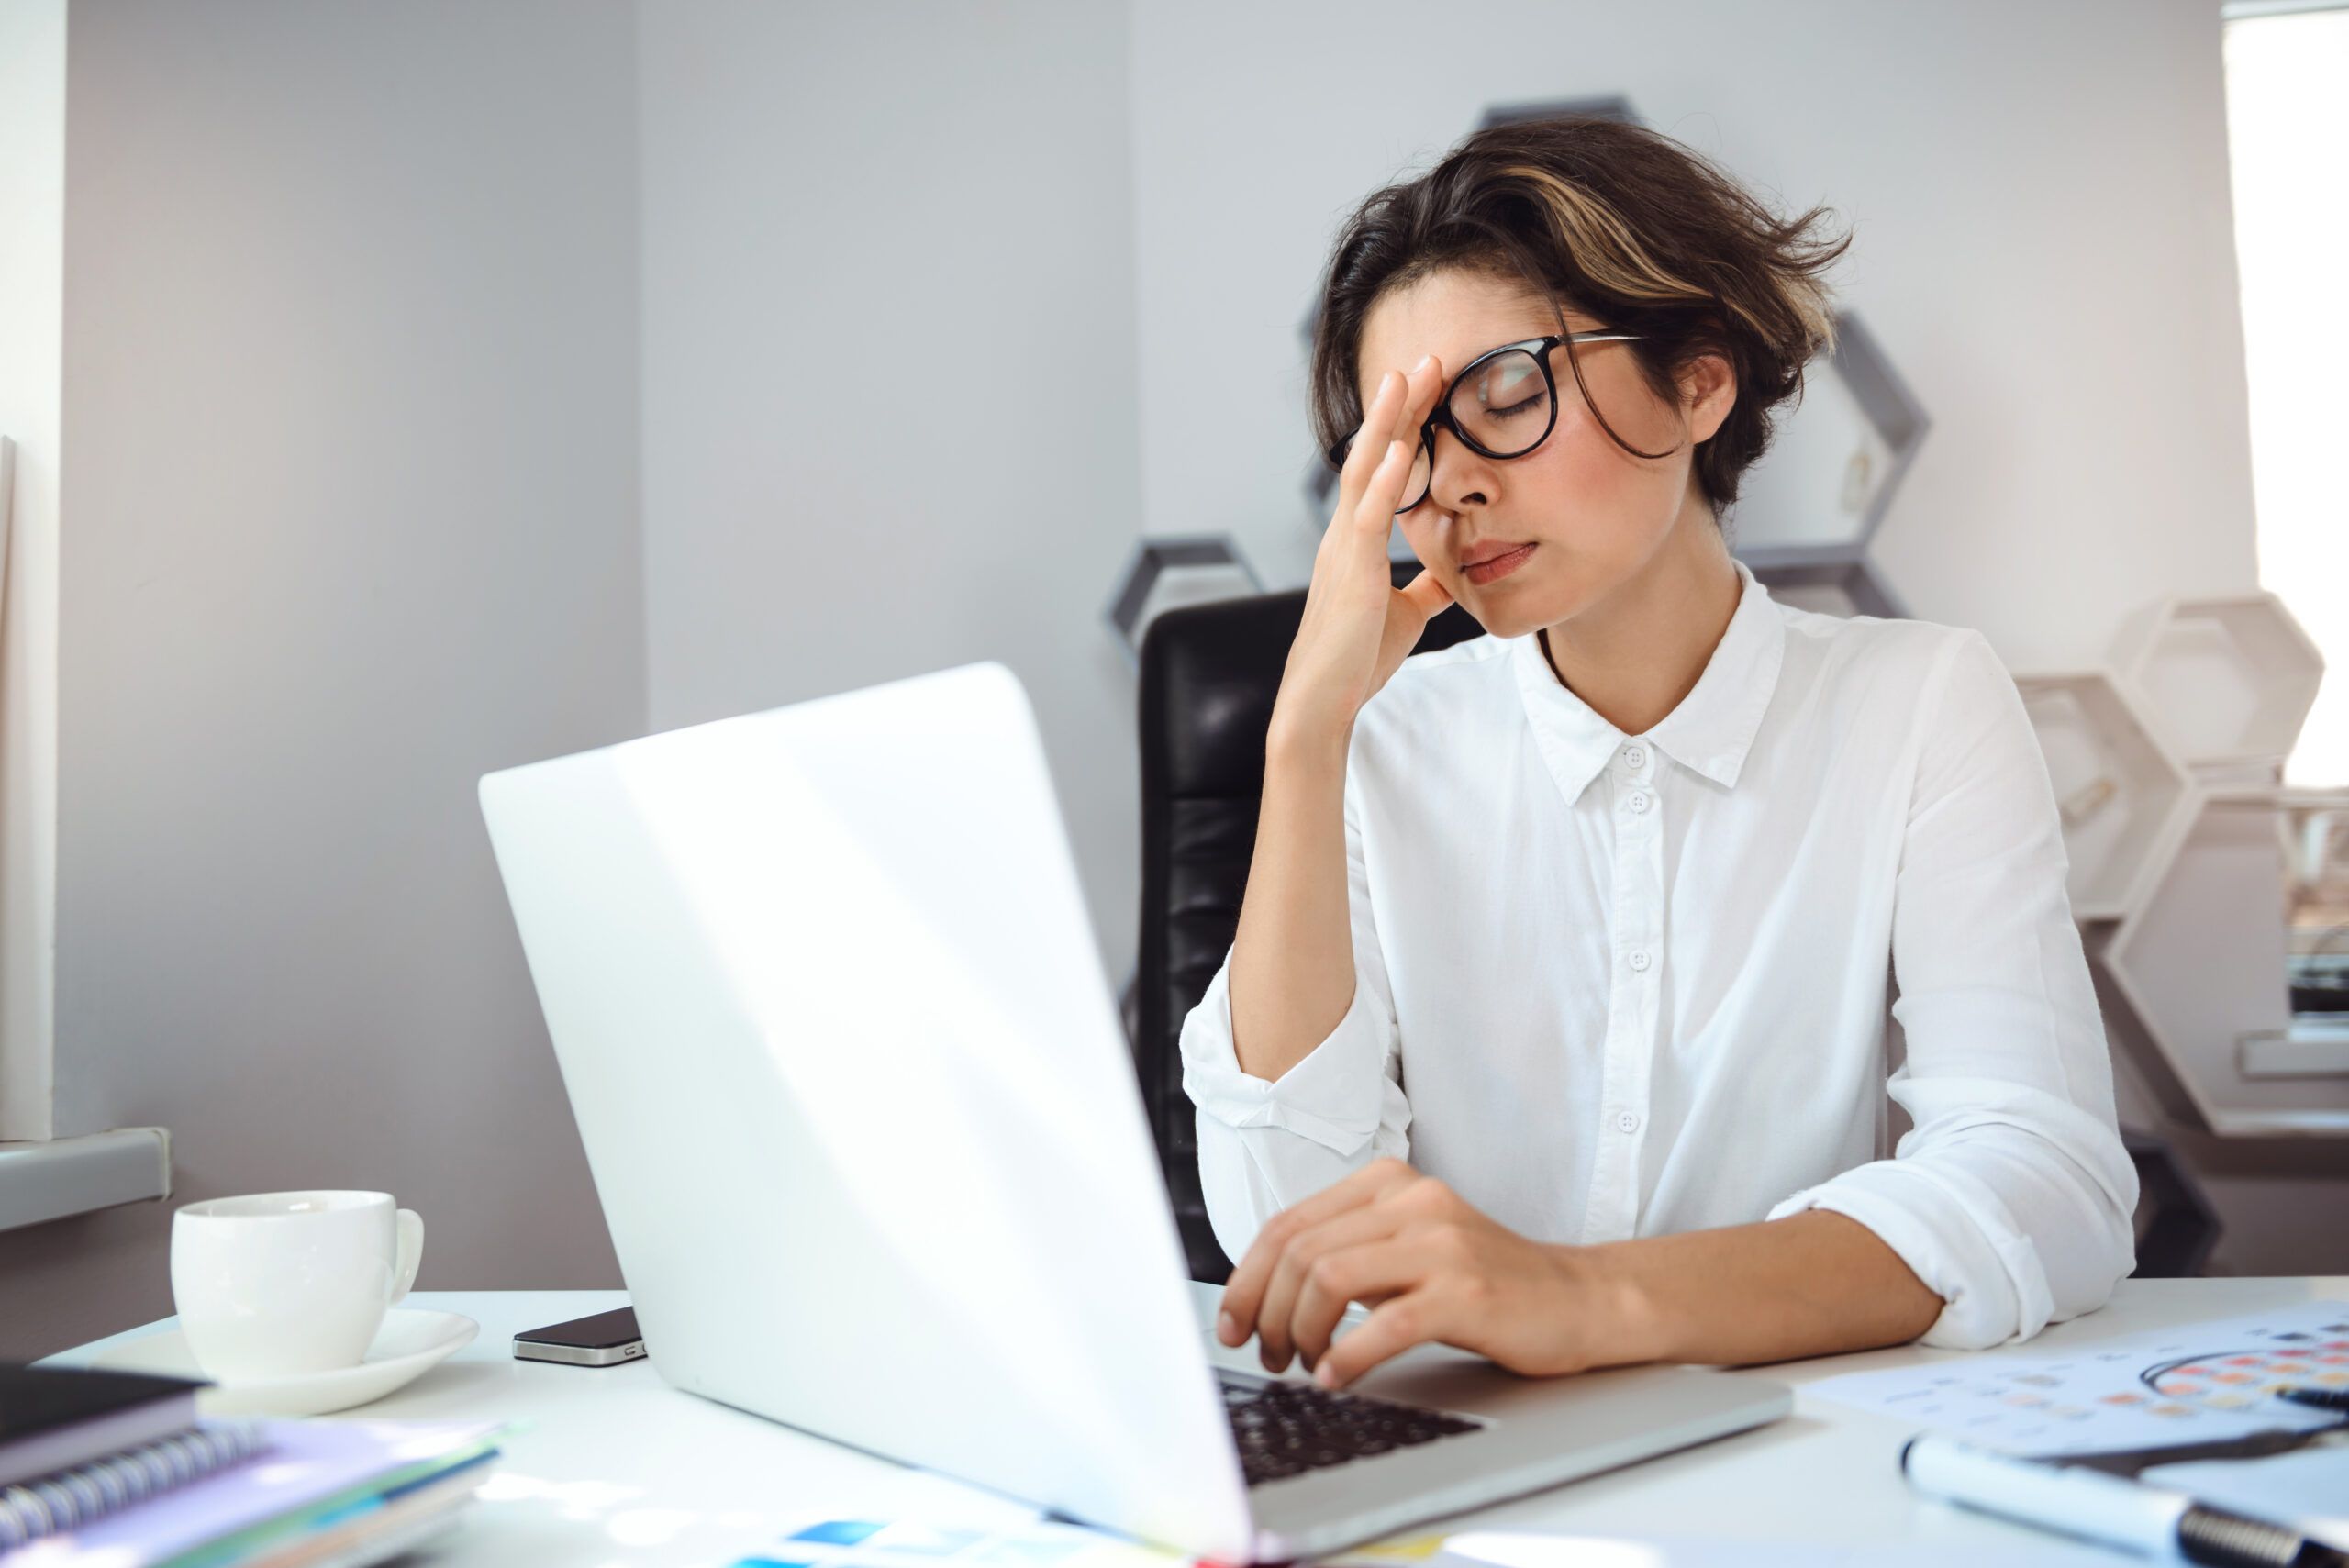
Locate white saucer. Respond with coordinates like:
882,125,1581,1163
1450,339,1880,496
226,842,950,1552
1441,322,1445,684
93,1308,479,1417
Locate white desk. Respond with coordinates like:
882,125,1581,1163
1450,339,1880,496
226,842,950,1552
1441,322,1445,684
44,1277,2349,1565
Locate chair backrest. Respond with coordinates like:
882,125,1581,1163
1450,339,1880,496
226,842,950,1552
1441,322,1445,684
1133,571,1483,1280
2121,1127,2221,1278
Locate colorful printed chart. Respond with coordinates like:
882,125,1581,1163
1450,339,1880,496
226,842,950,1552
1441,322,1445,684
2142,1338,2349,1409
732,1521,2131,1568
728,1516,1195,1568
1807,1301,2349,1456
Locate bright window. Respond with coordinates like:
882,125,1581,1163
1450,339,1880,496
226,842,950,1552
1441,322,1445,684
2225,2,2349,786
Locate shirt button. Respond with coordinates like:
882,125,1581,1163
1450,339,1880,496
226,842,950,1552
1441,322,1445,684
1624,745,1647,769
1627,791,1652,814
1616,1111,1641,1135
1628,949,1652,973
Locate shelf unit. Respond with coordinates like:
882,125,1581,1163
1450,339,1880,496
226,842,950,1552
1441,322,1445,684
2015,672,2198,922
2115,594,2323,771
1731,312,1930,567
2102,790,2349,1135
1104,536,1261,666
1749,554,1907,620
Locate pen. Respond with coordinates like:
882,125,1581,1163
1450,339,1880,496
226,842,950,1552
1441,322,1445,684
2282,1385,2349,1413
1900,1434,2346,1567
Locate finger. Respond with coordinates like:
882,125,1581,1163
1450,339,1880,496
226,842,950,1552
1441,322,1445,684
1350,359,1444,529
1368,570,1458,695
1360,356,1450,528
1254,1203,1419,1373
1219,1165,1408,1351
1313,1277,1450,1390
1364,354,1442,450
1397,354,1446,436
1397,569,1453,619
1217,1160,1418,1346
1328,361,1433,539
1382,356,1447,497
1337,372,1408,495
1348,437,1421,539
1286,1224,1442,1371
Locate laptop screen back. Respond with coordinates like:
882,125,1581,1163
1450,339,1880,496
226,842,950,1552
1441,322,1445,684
480,662,1251,1557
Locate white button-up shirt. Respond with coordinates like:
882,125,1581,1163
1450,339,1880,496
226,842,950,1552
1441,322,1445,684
1180,567,2137,1351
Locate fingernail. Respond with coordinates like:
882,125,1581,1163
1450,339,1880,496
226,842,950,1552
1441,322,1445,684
1316,1360,1341,1389
1412,355,1434,373
1217,1310,1239,1343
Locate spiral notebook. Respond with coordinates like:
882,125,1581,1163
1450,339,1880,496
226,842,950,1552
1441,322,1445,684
4,1418,502,1567
0,1420,270,1550
0,1363,206,1488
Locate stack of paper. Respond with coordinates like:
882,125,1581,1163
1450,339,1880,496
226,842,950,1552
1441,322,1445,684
7,1418,503,1568
1805,1300,2349,1457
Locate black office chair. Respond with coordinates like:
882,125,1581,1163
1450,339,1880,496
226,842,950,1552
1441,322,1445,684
1131,565,1483,1282
2121,1127,2222,1279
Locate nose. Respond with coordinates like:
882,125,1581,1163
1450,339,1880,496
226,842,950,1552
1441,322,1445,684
1424,423,1492,512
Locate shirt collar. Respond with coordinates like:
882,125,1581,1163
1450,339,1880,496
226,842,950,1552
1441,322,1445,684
1511,561,1787,803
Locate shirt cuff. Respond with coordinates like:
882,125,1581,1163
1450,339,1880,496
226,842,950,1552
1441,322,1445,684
1179,964,1393,1157
1767,1156,2055,1351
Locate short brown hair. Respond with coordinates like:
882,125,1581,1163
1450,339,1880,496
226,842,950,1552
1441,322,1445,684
1308,118,1846,509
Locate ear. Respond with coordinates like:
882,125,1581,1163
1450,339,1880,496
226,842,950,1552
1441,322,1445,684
1678,353,1736,444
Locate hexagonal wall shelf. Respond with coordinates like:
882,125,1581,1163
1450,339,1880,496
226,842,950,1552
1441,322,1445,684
1479,95,1640,130
1731,312,1930,567
2103,790,2349,1134
2283,793,2349,1017
2115,594,2323,771
1750,555,1906,620
1106,535,1262,666
2014,672,2197,922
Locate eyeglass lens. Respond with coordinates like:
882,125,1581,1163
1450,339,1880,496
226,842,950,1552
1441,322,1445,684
1395,348,1554,514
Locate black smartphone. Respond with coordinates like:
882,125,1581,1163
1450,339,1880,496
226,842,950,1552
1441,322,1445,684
512,1307,645,1367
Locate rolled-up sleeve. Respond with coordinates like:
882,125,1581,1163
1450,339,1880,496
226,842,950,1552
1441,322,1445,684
1180,779,1411,1265
1766,632,2139,1349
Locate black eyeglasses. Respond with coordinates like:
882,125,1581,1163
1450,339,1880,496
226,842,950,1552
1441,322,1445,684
1326,330,1642,515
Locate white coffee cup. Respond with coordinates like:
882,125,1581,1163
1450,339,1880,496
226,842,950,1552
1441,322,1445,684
171,1191,424,1381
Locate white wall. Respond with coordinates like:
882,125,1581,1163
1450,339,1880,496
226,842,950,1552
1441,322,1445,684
0,0,642,1354
0,0,65,1141
0,2,2327,1354
1130,0,2258,672
639,0,1146,976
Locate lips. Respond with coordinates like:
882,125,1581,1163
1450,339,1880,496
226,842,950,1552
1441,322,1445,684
1459,540,1536,587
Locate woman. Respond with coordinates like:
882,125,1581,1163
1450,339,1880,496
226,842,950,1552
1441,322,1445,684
1180,118,2135,1391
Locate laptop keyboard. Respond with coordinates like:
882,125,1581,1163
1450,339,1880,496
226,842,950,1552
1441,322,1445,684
1219,1371,1482,1486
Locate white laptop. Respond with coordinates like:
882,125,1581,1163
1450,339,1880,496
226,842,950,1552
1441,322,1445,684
478,662,1788,1563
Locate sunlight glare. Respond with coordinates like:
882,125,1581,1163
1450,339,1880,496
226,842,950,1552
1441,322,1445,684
2227,7,2349,784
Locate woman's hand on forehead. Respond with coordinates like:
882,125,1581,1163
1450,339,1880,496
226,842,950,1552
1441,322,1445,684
1272,361,1456,745
1226,363,1455,1089
1354,270,1586,406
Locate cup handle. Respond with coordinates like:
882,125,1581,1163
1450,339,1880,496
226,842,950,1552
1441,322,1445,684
391,1208,424,1303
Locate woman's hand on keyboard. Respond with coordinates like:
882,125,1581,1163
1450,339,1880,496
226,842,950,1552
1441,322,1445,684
1212,1158,1653,1387
1215,1159,1947,1384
